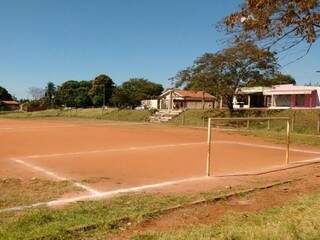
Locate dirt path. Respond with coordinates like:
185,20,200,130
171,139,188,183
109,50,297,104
110,163,320,239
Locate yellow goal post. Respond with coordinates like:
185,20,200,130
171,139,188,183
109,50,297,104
206,117,291,177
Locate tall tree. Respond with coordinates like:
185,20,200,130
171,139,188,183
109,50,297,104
111,78,163,108
0,86,13,100
223,0,320,54
74,81,92,107
173,42,278,109
55,81,79,107
44,82,56,107
89,74,115,107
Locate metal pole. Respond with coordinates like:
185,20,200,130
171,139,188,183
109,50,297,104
286,119,290,165
291,111,295,132
317,113,320,134
206,118,212,176
182,111,185,125
246,119,250,129
103,84,106,109
267,119,270,130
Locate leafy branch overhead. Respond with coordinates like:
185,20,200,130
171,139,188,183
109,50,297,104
223,0,320,53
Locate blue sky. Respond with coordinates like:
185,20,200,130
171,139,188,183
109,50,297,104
0,0,319,99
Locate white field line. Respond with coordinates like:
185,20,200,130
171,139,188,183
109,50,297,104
291,157,320,164
0,125,77,131
23,142,207,159
11,158,100,195
20,140,320,160
215,140,320,155
0,176,209,213
2,156,320,213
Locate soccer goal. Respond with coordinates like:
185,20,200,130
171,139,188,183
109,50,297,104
205,117,291,176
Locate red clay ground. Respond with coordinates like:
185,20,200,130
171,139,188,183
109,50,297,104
1,118,320,204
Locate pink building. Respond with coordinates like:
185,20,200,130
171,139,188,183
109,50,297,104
264,85,320,109
234,84,320,109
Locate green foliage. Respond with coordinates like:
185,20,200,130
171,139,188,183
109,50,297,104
55,80,92,107
173,42,278,109
269,73,296,86
44,82,56,107
224,0,320,53
0,86,13,100
88,74,115,106
46,74,115,108
112,78,163,108
0,102,5,111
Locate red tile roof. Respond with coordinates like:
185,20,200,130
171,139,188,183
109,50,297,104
174,89,215,100
1,100,20,105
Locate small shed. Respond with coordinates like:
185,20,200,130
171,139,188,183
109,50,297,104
0,100,20,111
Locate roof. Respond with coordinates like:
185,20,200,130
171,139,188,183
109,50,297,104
236,86,271,94
160,89,215,100
263,84,320,95
1,100,20,105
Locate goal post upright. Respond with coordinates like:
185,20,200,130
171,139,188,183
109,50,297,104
206,118,212,177
286,119,290,165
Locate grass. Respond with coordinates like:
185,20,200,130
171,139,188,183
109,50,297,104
0,193,191,240
133,191,320,240
0,108,152,122
0,178,82,208
172,109,320,134
243,129,320,147
170,109,320,146
1,178,319,239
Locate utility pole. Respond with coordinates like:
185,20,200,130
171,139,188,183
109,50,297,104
103,84,106,109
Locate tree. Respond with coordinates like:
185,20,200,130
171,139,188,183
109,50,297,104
270,73,296,85
74,81,92,107
44,82,56,107
28,87,45,100
55,80,92,107
223,0,320,54
173,42,278,109
111,78,163,108
0,86,13,100
88,74,115,107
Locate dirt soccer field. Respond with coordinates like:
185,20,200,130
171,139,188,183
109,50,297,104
1,118,320,210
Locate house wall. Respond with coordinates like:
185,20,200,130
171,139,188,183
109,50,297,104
273,91,319,108
184,100,214,109
2,104,20,111
316,88,320,106
274,95,291,107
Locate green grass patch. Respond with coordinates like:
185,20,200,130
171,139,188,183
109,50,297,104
172,109,320,134
170,109,320,146
0,193,191,240
0,108,152,122
134,191,320,240
242,129,320,146
0,178,82,209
